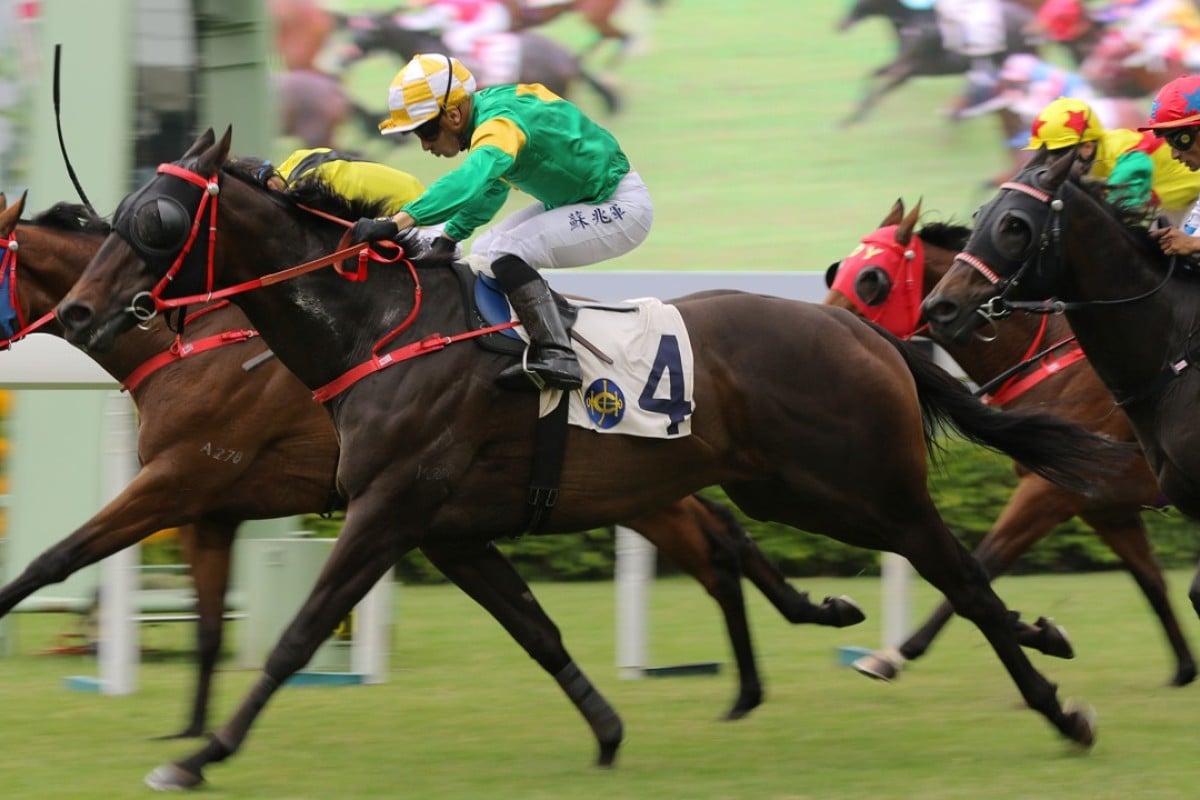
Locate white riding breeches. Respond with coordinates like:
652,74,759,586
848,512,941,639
469,170,653,269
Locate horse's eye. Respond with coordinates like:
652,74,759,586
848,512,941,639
131,197,190,254
855,265,893,307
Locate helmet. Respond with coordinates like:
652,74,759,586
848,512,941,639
378,53,476,136
1139,75,1200,132
1026,97,1104,150
1034,0,1090,43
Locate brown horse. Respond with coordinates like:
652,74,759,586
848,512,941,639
508,0,632,62
824,198,1196,686
57,129,1132,790
0,191,867,737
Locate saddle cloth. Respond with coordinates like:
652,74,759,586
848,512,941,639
531,298,696,439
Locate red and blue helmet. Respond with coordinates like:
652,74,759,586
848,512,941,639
1141,75,1200,132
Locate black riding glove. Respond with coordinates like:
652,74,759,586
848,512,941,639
429,236,456,257
350,217,400,244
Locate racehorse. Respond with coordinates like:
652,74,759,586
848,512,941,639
57,128,1131,790
506,0,633,63
921,147,1200,611
337,8,620,115
824,198,1197,686
835,0,1038,127
0,193,866,738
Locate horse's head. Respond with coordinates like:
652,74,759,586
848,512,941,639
837,0,909,32
823,198,928,338
922,147,1077,345
57,127,231,352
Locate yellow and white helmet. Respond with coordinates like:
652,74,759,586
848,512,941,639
378,53,477,136
1026,97,1105,150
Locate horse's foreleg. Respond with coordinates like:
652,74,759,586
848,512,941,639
146,515,398,791
861,478,1078,680
1089,515,1197,686
901,511,1095,748
154,520,239,740
840,65,914,129
0,468,181,618
423,541,623,766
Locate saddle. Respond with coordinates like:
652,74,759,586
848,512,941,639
449,260,578,356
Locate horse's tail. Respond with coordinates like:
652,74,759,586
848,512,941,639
871,323,1136,495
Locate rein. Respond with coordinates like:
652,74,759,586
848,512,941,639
140,161,518,403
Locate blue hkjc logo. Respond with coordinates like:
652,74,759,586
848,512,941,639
584,378,625,429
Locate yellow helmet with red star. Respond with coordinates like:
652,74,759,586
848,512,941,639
1139,75,1200,132
1025,97,1105,150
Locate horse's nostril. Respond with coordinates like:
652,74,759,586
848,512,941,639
57,301,93,329
923,298,958,324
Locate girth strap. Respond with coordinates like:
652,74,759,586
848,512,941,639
523,392,570,535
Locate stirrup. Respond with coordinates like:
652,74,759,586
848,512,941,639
495,345,581,392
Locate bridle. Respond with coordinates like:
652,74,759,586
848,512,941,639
0,230,57,348
118,162,395,324
956,172,1177,321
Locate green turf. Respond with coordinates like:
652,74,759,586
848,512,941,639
1,570,1199,799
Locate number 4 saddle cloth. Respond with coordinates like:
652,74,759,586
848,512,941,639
533,297,695,439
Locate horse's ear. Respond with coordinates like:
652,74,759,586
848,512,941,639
882,198,904,227
0,190,25,237
180,128,217,161
1042,146,1076,193
895,197,922,246
196,126,233,174
1027,143,1051,169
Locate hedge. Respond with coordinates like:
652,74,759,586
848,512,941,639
297,434,1200,584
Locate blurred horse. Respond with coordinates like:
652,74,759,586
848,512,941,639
338,8,620,114
836,0,1039,127
824,198,1196,686
54,128,1134,789
0,192,863,738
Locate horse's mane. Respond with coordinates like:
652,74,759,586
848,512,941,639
30,202,111,234
917,221,970,251
222,157,391,224
1070,175,1170,267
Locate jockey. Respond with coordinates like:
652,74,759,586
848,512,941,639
272,147,426,215
349,54,654,392
246,148,455,255
935,0,1007,112
1138,74,1200,255
1028,96,1200,213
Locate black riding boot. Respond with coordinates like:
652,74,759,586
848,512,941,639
492,255,582,391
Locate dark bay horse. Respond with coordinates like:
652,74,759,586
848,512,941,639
836,0,1038,127
57,128,1132,790
0,193,865,736
824,198,1196,686
922,148,1200,620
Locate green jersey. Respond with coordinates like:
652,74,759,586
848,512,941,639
401,84,631,242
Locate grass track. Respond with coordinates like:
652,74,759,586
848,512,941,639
2,570,1198,799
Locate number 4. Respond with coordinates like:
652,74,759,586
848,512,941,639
638,334,691,435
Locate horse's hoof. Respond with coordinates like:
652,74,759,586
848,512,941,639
1062,700,1097,750
151,727,204,742
851,648,904,682
720,689,762,721
1169,662,1197,687
596,740,620,768
144,763,205,791
825,595,866,628
1036,617,1075,659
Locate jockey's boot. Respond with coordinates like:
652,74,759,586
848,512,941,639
492,254,582,392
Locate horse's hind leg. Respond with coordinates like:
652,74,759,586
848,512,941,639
1088,513,1197,687
156,519,239,740
146,511,399,790
423,541,623,765
857,476,1079,680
